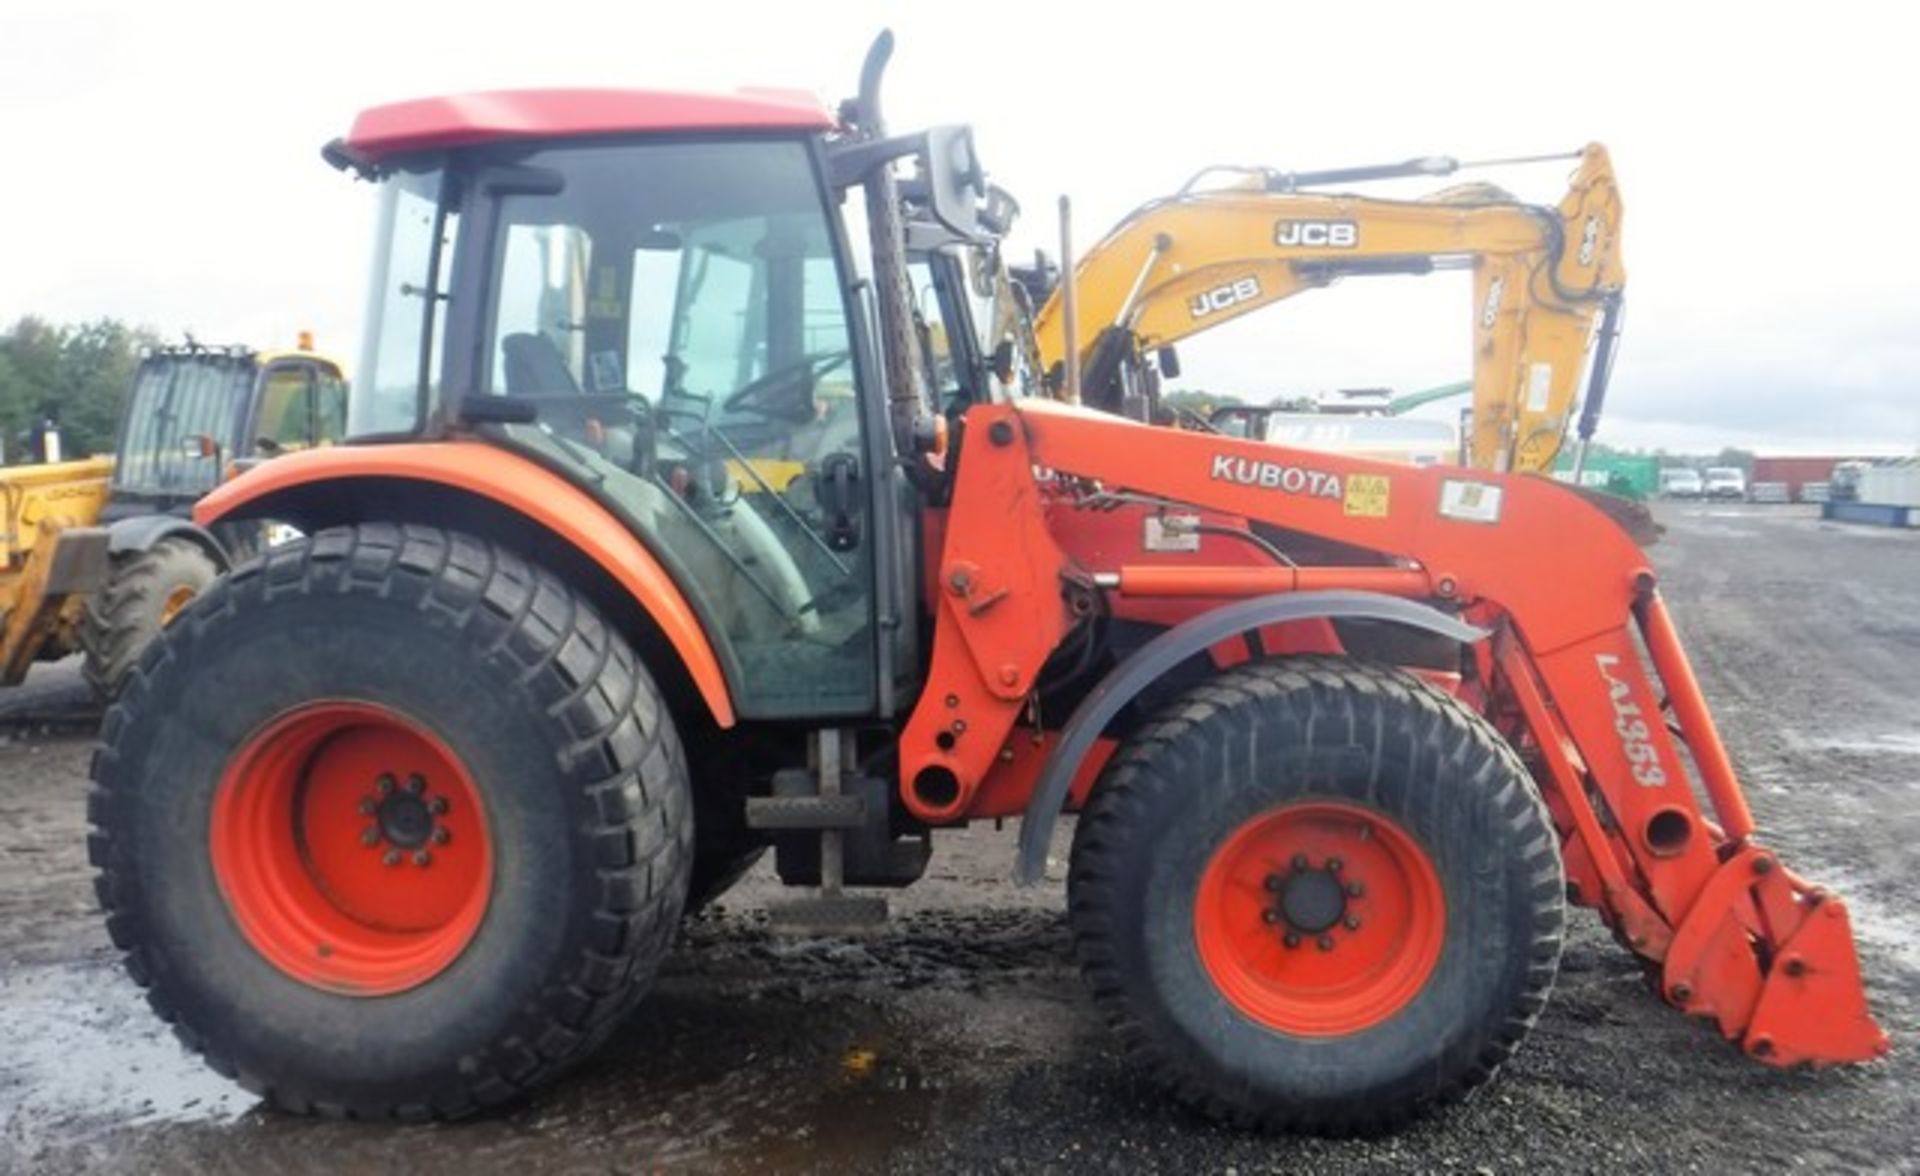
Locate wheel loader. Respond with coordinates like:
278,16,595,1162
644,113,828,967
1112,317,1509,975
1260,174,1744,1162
89,34,1886,1134
0,340,347,697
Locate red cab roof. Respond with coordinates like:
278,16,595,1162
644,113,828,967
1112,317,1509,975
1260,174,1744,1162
345,88,836,158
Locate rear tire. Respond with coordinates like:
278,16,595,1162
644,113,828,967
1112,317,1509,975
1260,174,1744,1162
1068,656,1563,1134
89,524,693,1120
81,537,220,699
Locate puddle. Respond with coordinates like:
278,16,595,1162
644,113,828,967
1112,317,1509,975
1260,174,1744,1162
1790,732,1920,757
0,961,252,1147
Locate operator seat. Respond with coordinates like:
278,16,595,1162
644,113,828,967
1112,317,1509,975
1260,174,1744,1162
502,333,581,396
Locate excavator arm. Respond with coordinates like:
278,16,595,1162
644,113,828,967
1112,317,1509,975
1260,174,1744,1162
1032,144,1626,471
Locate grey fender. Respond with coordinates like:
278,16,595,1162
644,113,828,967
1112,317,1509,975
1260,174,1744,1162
105,516,231,569
1013,589,1488,885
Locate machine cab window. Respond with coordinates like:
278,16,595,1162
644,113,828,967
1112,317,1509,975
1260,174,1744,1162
252,361,349,456
462,138,876,718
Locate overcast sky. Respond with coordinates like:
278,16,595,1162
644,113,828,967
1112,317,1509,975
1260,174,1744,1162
3,1,1914,455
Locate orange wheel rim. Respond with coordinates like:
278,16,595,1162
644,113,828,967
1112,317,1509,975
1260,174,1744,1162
210,702,492,996
1195,801,1444,1036
160,585,197,626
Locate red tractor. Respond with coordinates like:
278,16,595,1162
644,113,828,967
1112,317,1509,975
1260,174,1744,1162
90,36,1885,1132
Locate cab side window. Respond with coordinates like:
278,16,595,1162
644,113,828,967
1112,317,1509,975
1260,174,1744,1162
256,363,350,454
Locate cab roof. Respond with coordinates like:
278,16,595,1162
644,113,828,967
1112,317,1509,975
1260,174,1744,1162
345,88,837,159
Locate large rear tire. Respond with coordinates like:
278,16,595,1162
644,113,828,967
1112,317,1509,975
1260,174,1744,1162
81,536,220,700
89,524,693,1120
1068,656,1563,1135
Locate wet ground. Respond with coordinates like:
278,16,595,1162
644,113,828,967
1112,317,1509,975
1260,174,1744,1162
3,503,1916,1173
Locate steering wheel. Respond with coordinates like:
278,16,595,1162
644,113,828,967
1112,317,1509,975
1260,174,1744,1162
720,349,853,418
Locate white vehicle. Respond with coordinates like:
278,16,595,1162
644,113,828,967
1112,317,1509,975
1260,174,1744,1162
1704,467,1748,501
1659,467,1705,499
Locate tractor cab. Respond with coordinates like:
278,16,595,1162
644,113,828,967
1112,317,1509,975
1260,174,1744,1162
105,342,348,523
332,85,1001,720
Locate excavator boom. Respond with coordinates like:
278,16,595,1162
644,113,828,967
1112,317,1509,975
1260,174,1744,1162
1033,144,1625,471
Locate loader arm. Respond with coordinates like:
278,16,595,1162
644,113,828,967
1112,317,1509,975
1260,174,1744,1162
903,398,1886,1068
1031,144,1625,471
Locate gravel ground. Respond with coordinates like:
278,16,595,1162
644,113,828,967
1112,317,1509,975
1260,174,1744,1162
1,503,1915,1173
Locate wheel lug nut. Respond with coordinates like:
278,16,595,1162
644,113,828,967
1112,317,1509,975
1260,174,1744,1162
1317,935,1335,951
405,773,426,795
382,849,402,867
1263,873,1283,891
1283,932,1301,948
432,827,451,845
1291,853,1310,872
1326,857,1343,873
360,826,381,847
429,796,450,815
357,797,376,816
1344,916,1362,931
1261,909,1280,924
413,849,433,867
1346,882,1364,897
376,774,396,796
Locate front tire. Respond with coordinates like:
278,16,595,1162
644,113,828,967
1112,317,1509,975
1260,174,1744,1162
81,536,220,699
89,524,693,1120
1068,657,1563,1134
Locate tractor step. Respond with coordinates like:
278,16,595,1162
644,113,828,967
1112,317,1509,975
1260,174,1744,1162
766,893,891,936
745,791,867,830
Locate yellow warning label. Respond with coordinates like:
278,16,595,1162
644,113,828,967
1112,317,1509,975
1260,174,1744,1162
1343,474,1391,518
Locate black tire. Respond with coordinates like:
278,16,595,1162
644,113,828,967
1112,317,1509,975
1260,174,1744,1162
80,537,220,700
88,524,693,1120
1068,656,1563,1135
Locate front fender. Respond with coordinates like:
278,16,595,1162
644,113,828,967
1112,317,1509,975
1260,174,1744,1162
196,442,736,727
105,515,230,567
1013,590,1487,884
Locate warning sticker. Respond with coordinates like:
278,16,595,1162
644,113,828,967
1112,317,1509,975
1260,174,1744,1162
1344,474,1391,518
1439,479,1503,524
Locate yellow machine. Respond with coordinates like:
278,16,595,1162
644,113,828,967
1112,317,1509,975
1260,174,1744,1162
0,458,114,683
0,340,348,695
1033,145,1626,472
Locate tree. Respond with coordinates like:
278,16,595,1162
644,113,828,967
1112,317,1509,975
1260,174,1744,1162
1162,388,1244,418
0,316,160,462
1712,447,1756,473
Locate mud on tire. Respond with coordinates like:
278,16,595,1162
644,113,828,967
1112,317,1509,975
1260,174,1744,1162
88,524,693,1120
80,536,220,700
1068,656,1564,1135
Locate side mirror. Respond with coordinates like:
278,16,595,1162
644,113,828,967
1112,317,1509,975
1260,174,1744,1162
1157,346,1182,380
918,125,986,239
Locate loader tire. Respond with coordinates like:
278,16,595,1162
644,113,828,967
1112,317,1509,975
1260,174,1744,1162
1068,656,1563,1135
80,537,220,700
88,524,693,1120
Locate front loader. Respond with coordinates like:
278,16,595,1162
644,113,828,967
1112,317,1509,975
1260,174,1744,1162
89,35,1885,1134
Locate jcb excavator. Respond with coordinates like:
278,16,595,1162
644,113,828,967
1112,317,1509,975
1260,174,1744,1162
89,35,1882,1137
1033,146,1625,473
